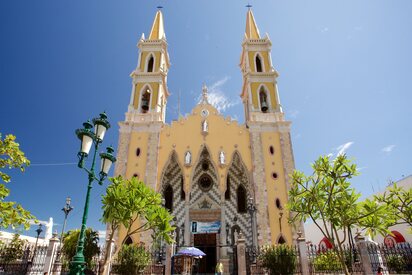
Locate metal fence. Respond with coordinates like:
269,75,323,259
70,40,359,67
110,263,164,275
367,242,412,274
51,247,102,275
306,243,364,274
247,245,302,275
0,242,48,275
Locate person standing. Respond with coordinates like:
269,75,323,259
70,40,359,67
215,261,224,275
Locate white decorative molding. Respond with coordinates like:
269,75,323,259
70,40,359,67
248,120,292,133
246,71,279,82
138,39,167,50
248,111,285,123
125,110,164,124
131,72,165,83
242,39,272,52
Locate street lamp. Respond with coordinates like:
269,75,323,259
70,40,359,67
61,197,74,243
247,197,258,263
69,112,116,275
56,197,74,262
32,224,43,262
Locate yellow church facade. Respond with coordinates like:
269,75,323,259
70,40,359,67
113,8,299,269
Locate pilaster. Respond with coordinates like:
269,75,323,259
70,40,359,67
114,122,132,177
249,130,271,244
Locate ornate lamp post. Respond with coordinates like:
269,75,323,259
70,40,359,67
69,112,116,275
60,197,74,245
32,224,43,262
247,197,258,263
56,197,74,262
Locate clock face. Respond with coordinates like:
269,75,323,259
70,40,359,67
201,109,209,117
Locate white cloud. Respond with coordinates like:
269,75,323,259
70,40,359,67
198,76,240,112
381,144,395,154
336,141,354,156
321,27,329,33
289,110,300,118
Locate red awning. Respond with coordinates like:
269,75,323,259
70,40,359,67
384,230,406,247
319,237,333,250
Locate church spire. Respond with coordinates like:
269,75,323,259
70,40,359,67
240,8,283,124
149,10,165,40
125,9,170,123
245,9,261,39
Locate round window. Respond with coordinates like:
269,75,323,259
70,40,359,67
272,172,278,179
199,174,213,192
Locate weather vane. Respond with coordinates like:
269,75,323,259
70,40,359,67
246,3,252,9
157,6,163,10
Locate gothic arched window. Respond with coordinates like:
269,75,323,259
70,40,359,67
237,185,247,213
125,236,133,245
140,88,151,113
259,87,269,113
180,176,185,201
164,184,173,212
147,55,154,72
225,175,231,200
256,54,263,72
278,236,286,244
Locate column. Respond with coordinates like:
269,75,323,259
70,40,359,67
296,232,310,275
236,233,247,275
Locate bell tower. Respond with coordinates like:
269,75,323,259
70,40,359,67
126,9,170,124
115,9,170,189
240,8,284,124
240,9,300,245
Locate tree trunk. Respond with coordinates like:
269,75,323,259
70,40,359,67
335,242,350,275
100,230,115,275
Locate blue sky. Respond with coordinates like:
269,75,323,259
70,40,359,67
1,0,411,239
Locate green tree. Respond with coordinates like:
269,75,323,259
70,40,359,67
100,176,175,274
375,183,412,232
0,134,35,229
288,154,393,275
0,234,26,264
113,244,151,275
62,228,100,268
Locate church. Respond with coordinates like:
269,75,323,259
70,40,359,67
113,8,299,272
